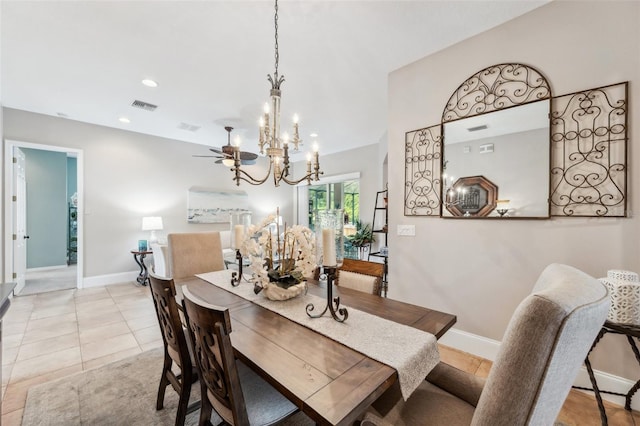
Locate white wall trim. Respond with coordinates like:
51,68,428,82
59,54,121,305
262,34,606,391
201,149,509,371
82,271,139,288
26,265,68,272
440,327,640,411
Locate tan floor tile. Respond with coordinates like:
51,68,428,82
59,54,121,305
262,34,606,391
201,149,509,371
21,318,77,345
2,408,24,426
3,364,13,386
2,364,83,415
3,322,28,337
34,290,75,306
119,306,156,322
74,286,110,299
26,312,76,331
75,301,121,320
4,310,32,325
75,297,116,313
80,333,139,362
140,339,164,352
10,347,82,383
76,309,125,329
3,346,20,366
29,303,76,320
133,325,161,345
79,321,131,345
126,313,158,331
106,283,144,297
16,332,79,362
4,334,24,350
82,346,142,371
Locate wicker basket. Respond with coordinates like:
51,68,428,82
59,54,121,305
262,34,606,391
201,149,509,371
599,270,640,325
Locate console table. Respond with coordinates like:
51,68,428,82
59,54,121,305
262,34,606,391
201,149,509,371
576,320,640,425
131,249,152,285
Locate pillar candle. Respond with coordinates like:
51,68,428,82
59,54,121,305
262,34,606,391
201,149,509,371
234,224,244,250
322,228,336,266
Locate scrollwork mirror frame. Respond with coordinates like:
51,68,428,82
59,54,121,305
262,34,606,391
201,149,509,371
404,62,628,218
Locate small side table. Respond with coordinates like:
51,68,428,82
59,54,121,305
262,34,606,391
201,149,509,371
575,320,640,425
131,250,153,286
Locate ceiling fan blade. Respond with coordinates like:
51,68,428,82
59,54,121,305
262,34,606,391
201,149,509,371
209,147,224,154
239,151,258,161
192,154,222,158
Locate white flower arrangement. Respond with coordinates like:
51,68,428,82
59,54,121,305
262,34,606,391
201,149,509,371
240,213,316,295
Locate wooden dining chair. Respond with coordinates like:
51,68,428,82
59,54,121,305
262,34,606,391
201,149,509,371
167,232,226,280
148,273,199,426
337,258,385,296
181,286,299,426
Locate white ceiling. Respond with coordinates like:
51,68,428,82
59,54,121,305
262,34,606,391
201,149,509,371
1,0,548,160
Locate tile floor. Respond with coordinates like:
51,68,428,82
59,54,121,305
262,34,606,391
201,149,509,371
0,282,638,425
1,282,162,425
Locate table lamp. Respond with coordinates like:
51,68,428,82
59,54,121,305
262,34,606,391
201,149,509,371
142,216,163,245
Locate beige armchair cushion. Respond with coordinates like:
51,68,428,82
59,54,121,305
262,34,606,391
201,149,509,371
367,263,610,426
167,232,225,280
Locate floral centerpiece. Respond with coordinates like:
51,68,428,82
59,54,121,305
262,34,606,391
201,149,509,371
241,212,316,300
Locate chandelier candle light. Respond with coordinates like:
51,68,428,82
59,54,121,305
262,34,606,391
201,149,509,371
232,0,323,187
307,209,348,323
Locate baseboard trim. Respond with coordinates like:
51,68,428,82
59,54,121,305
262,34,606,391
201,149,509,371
82,271,138,288
26,265,69,272
439,327,639,411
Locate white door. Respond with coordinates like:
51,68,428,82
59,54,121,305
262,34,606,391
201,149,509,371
13,148,27,295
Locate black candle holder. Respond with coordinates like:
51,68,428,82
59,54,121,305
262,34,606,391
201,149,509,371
306,266,348,323
230,249,244,287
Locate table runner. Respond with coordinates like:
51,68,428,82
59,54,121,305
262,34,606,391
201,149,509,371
194,270,439,400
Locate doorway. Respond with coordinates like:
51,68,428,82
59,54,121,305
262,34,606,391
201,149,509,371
4,140,83,295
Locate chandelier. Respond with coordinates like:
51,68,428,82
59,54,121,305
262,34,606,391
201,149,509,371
232,0,323,187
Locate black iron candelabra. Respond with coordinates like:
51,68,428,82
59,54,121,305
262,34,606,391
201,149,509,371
230,249,244,287
306,267,348,323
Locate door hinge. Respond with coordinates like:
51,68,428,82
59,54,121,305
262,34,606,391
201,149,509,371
12,272,16,279
12,157,17,164
12,234,16,240
12,195,17,202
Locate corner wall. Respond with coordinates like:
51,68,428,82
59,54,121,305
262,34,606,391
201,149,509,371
388,1,639,379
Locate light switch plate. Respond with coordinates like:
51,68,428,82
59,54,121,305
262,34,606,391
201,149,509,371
397,224,415,236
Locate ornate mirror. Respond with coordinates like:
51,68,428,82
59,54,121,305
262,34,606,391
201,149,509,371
441,63,551,218
404,63,627,219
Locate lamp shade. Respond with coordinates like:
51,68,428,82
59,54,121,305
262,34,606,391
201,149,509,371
142,216,163,231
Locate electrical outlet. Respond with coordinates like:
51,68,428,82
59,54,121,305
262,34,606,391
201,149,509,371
397,225,415,236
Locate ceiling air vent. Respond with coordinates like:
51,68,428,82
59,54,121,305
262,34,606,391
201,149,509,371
467,124,488,132
131,100,158,111
178,122,201,132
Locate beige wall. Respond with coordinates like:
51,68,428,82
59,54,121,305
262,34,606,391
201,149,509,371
2,108,294,278
388,1,639,379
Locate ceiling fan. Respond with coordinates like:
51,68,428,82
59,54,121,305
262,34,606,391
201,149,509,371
193,126,258,166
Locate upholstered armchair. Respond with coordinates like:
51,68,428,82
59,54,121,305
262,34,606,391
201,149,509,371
363,263,610,426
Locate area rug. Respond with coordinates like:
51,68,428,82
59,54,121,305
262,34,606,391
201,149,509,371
22,348,314,426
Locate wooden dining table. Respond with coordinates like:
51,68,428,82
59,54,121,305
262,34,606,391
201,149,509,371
178,275,457,426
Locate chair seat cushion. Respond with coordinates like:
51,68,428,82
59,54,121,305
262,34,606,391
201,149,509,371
237,360,298,425
370,380,475,426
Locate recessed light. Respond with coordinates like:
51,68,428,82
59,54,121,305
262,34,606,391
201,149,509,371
56,112,69,118
142,79,158,88
119,117,131,123
310,133,318,138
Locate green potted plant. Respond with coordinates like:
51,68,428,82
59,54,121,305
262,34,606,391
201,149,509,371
348,220,375,259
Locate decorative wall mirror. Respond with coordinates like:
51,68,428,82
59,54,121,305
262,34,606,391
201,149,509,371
404,63,628,218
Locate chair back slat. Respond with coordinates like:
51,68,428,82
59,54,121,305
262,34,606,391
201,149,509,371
182,287,249,425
